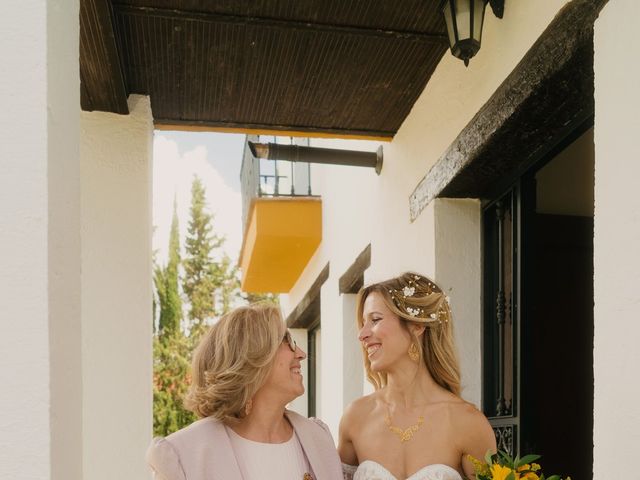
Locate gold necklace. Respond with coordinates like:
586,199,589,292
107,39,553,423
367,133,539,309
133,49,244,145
384,406,425,443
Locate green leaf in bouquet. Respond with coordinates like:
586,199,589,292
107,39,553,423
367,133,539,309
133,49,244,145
484,450,494,466
498,450,514,466
505,472,516,480
545,476,561,480
515,454,541,468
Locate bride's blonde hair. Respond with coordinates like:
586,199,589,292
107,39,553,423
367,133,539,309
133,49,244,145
356,272,461,395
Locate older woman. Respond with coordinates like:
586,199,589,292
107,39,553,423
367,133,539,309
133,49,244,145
339,273,496,480
146,303,342,480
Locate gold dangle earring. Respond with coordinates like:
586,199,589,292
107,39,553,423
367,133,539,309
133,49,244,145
245,399,253,416
408,342,420,362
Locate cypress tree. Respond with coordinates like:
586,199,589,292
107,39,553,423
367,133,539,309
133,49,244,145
154,200,182,336
182,176,226,329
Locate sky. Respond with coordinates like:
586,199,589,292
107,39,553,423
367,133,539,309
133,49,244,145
152,131,246,266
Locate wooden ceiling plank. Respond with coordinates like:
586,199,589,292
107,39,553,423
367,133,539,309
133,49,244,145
83,1,446,134
154,118,394,141
80,0,129,113
112,4,448,44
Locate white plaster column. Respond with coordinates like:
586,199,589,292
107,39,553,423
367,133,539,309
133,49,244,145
594,1,640,478
342,294,364,408
288,328,309,417
434,199,482,407
0,1,81,479
320,278,343,437
80,95,154,480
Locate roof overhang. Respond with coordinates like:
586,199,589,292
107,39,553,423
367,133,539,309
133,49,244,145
80,0,448,139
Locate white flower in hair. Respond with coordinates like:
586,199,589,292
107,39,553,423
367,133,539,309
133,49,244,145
402,286,415,297
406,307,420,316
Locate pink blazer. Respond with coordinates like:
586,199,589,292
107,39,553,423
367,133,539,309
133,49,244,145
146,410,343,480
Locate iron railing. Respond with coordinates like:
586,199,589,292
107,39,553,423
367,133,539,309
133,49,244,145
240,135,313,229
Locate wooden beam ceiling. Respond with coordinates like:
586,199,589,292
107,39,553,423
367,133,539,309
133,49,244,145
80,0,128,113
80,1,448,138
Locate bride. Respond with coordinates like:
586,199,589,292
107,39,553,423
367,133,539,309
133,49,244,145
339,273,496,480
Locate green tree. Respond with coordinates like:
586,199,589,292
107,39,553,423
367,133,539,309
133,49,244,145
182,176,235,330
152,201,194,436
154,200,182,336
152,333,197,436
153,176,276,436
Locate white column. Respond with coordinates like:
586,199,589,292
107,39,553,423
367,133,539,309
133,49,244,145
342,294,364,408
434,199,482,406
288,328,309,417
594,1,640,478
0,1,81,480
80,95,154,480
320,279,343,437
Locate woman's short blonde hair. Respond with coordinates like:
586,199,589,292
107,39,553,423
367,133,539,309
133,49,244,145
184,303,285,423
356,272,461,396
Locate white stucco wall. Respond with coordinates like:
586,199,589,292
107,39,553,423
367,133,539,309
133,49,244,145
288,328,309,417
80,95,154,480
0,1,81,480
593,1,640,478
281,0,570,438
342,294,364,407
434,199,482,407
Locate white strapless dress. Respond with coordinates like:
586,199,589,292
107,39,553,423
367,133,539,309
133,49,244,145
343,460,463,480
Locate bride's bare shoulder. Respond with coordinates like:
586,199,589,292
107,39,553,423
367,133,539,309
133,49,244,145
341,391,380,428
446,399,495,446
428,393,488,428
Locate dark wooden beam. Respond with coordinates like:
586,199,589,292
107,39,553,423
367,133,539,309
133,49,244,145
286,263,330,329
155,119,395,141
80,0,128,113
409,0,608,221
113,4,448,44
339,244,371,294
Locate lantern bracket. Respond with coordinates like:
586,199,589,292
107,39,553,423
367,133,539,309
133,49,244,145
489,0,504,19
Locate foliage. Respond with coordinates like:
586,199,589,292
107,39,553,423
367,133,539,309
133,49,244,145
153,175,269,436
153,202,182,336
152,331,197,436
182,176,229,328
468,450,571,480
242,290,280,304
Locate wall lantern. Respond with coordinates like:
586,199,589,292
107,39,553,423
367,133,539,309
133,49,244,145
442,0,504,66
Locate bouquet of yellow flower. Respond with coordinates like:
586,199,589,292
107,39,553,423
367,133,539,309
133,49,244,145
467,450,570,480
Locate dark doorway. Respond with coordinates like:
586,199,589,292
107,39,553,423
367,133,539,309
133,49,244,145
483,128,594,480
525,213,593,479
523,128,594,479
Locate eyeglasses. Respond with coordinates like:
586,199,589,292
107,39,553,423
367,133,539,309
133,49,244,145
283,330,297,352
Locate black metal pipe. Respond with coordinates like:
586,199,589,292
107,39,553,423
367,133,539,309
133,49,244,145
248,142,383,175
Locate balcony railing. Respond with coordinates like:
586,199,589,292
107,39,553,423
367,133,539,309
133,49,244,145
241,135,314,228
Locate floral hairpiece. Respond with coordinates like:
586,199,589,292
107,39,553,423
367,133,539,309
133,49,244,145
388,274,450,324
